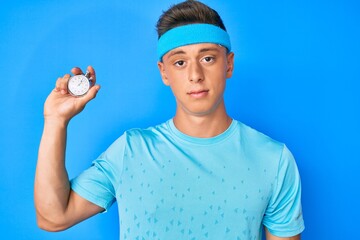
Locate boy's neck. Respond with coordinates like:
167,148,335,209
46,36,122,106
173,107,232,138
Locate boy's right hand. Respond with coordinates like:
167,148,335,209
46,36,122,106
44,66,100,125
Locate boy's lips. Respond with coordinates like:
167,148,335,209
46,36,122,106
187,89,209,98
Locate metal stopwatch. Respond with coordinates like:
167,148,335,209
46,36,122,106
67,71,93,97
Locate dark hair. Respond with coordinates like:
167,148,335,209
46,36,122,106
156,0,227,39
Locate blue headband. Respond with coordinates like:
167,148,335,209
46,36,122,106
157,23,231,61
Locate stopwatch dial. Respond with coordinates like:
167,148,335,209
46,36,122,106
68,75,90,96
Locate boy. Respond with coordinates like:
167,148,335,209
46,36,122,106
35,1,304,239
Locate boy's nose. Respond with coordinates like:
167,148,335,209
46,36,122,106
188,62,204,83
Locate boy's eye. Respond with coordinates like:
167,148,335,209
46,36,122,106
175,60,185,66
202,56,215,63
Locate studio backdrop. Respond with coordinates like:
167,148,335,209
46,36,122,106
0,0,359,239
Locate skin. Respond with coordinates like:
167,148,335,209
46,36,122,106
266,228,301,240
35,44,300,239
158,43,234,138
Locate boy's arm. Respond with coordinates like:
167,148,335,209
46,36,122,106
265,227,301,240
34,66,103,231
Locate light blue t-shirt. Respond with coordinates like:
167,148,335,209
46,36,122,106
71,119,304,239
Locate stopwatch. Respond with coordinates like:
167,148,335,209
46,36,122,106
67,71,92,97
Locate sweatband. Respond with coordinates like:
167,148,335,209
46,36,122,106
157,23,231,61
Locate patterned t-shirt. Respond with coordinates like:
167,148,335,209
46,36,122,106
71,119,305,239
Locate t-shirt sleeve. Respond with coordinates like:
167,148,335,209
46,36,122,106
70,134,126,211
262,145,305,237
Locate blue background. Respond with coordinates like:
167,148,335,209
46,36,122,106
0,0,359,239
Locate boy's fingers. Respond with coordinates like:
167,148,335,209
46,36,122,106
87,66,96,84
78,85,101,105
71,67,83,76
55,74,71,94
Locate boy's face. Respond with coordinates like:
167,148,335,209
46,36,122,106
158,43,234,117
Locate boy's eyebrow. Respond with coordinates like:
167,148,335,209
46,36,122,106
166,46,221,60
166,50,186,59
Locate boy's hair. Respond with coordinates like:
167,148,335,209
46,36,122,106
156,0,227,39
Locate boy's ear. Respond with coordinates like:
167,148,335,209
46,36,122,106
226,52,235,78
157,61,170,86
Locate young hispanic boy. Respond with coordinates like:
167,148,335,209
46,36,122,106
35,1,305,239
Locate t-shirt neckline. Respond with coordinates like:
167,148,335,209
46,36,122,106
167,118,237,145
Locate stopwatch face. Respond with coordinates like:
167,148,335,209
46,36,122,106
68,75,91,96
